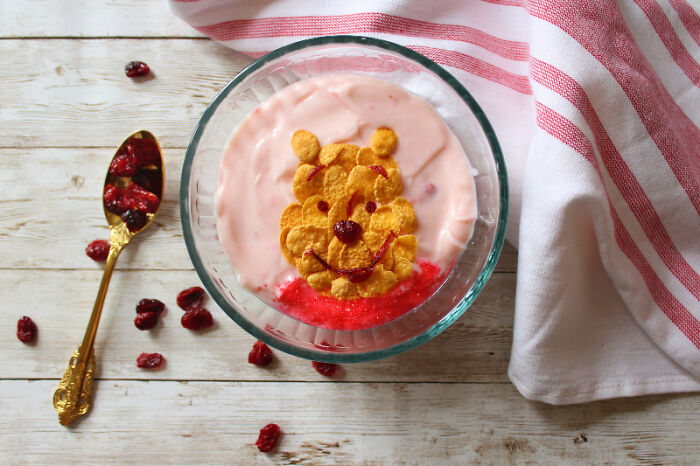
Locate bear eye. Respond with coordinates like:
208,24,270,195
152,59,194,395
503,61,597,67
365,201,377,213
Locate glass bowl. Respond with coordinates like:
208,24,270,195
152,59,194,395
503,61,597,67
181,36,507,363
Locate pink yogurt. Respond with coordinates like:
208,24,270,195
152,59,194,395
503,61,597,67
215,74,476,301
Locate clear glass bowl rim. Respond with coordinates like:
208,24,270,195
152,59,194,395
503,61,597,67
180,35,509,363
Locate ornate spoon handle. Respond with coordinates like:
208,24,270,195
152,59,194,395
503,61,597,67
53,227,129,426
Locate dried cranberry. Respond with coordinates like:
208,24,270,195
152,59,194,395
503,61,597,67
121,209,147,232
109,153,139,177
256,424,281,452
312,361,337,377
248,341,273,366
125,61,150,78
333,220,362,244
368,165,388,179
131,170,161,195
134,311,159,330
136,352,164,368
306,164,326,181
181,308,213,330
177,286,206,311
125,183,160,214
104,184,128,215
365,201,377,213
85,239,110,261
136,298,165,315
346,190,359,217
317,200,329,212
125,138,160,166
17,316,37,343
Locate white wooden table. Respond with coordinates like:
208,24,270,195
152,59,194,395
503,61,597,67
2,1,700,464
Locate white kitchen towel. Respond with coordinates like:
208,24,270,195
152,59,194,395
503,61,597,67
168,0,700,404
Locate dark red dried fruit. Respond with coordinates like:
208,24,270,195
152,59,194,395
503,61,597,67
181,308,213,330
125,138,160,166
368,165,388,179
177,286,206,311
86,239,110,261
365,201,377,213
17,316,37,343
317,200,329,212
248,340,273,366
136,298,165,315
256,424,281,452
346,190,359,217
121,209,147,232
125,183,160,214
333,219,362,244
125,61,150,78
312,361,337,377
131,170,162,196
109,153,139,177
136,352,164,368
134,311,159,330
104,184,128,215
306,164,326,181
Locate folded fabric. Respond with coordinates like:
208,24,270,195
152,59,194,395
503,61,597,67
169,0,700,404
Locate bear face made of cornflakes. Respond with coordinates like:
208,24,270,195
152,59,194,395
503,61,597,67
279,128,419,299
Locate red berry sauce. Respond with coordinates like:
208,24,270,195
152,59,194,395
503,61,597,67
276,260,443,330
86,239,110,261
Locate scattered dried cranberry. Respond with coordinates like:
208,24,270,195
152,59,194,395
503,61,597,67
256,424,281,452
333,220,362,244
109,153,139,177
104,184,128,215
121,209,147,232
365,201,377,213
177,286,206,311
125,183,160,214
85,239,110,261
368,165,388,179
248,341,273,366
125,61,150,78
17,316,37,343
125,138,160,166
181,308,213,330
312,361,337,377
136,352,164,369
136,298,165,315
134,311,159,330
317,200,329,212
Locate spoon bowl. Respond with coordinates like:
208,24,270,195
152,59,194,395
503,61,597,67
53,130,164,426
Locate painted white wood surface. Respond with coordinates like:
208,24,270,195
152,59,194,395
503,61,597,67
2,0,700,464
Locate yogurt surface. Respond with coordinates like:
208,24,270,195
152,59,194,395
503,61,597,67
215,74,476,302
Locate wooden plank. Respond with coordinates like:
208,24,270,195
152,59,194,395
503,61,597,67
4,379,700,464
0,269,514,381
2,0,203,38
0,39,253,148
0,148,518,271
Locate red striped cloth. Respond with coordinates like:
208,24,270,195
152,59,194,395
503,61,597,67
169,0,700,404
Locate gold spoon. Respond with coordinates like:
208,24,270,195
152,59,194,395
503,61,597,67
53,130,164,426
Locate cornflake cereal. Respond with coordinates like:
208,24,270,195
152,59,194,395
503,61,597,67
279,128,420,299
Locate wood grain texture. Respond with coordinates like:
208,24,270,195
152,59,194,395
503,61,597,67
0,148,518,271
0,269,513,381
2,0,203,38
4,379,700,465
0,39,253,148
